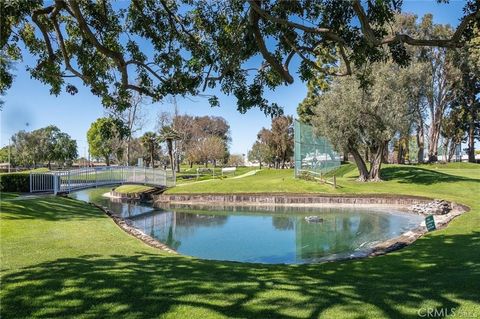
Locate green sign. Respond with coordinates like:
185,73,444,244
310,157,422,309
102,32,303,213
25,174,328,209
425,215,436,232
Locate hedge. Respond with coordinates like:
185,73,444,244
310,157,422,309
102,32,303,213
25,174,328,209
0,173,30,192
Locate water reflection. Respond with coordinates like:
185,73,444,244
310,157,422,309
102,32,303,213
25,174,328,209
70,187,423,264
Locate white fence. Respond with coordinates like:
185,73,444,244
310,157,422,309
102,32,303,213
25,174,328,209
30,166,175,194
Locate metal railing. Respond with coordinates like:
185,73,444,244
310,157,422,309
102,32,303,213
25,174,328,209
30,166,175,194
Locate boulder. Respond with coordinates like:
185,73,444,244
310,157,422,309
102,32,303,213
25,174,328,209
410,200,452,215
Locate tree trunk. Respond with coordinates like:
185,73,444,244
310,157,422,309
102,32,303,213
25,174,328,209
428,122,441,162
126,136,131,166
405,138,410,164
382,142,389,164
443,139,450,162
396,143,402,164
259,160,262,169
349,147,369,182
397,138,407,164
150,151,154,168
428,102,445,163
368,143,385,182
167,140,174,174
416,123,425,163
448,140,456,162
468,121,475,163
105,156,110,166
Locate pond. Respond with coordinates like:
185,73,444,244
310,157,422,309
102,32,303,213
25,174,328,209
71,187,423,264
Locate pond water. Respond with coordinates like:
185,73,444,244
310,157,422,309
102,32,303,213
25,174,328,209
71,187,423,264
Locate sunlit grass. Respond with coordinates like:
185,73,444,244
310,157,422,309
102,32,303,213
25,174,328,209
113,184,154,194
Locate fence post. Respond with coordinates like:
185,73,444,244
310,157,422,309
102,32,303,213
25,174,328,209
95,168,97,187
29,173,32,193
53,173,58,195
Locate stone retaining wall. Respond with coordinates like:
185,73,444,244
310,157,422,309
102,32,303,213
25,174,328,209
155,193,432,208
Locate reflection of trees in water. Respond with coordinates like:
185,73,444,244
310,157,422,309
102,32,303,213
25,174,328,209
165,224,181,250
99,197,154,219
272,216,295,230
175,212,228,228
296,214,379,260
133,211,229,250
82,188,408,261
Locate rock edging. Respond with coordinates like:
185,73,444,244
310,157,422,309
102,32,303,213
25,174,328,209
89,202,177,254
369,202,467,257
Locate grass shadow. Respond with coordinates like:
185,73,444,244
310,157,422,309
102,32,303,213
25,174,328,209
381,167,480,185
1,231,479,318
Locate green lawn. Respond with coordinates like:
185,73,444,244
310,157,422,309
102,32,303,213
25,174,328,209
113,184,154,194
166,163,480,203
1,163,479,318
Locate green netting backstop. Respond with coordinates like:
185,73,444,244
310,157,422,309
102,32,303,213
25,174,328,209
294,120,341,177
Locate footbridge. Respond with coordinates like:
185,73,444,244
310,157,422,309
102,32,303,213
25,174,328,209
29,166,175,194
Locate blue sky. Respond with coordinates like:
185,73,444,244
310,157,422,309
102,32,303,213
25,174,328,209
0,1,466,157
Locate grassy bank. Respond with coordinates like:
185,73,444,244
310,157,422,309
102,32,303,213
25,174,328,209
113,184,154,194
1,164,479,318
166,163,480,203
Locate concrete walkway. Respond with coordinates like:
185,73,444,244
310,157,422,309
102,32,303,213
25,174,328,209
231,169,260,179
176,169,261,187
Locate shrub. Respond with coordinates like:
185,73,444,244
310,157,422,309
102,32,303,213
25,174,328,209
298,171,316,181
0,173,30,192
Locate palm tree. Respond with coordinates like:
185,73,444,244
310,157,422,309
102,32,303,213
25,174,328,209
158,126,181,173
140,131,158,167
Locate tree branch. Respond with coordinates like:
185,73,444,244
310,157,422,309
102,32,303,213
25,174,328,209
284,37,351,77
31,5,55,61
126,60,166,83
248,1,294,84
68,0,129,87
51,16,87,82
353,0,480,48
247,0,347,45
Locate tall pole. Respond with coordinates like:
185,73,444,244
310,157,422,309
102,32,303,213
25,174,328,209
8,137,11,173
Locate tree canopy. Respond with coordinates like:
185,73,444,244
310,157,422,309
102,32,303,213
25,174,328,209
312,62,410,181
87,117,129,165
2,0,478,115
249,115,293,168
9,125,77,168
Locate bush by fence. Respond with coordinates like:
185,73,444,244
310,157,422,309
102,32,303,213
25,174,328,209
0,173,30,192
